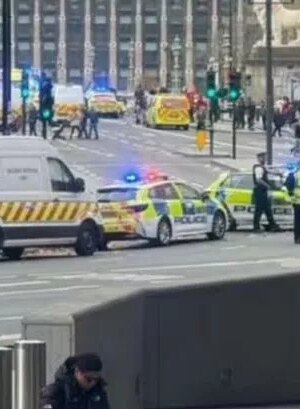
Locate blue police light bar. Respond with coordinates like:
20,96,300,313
124,172,141,183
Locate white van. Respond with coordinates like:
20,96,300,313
0,136,105,260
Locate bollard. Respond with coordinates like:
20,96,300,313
14,340,46,409
0,347,13,409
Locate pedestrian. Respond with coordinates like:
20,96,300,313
28,104,38,136
247,98,256,130
79,107,88,139
260,100,267,130
69,112,81,140
88,108,99,139
272,108,284,137
40,353,110,409
252,152,279,232
236,99,245,129
284,165,300,243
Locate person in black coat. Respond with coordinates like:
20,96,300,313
40,353,110,409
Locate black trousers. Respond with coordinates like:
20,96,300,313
29,122,37,136
70,125,80,139
294,204,300,243
253,188,275,230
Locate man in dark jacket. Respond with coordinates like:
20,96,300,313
40,353,110,409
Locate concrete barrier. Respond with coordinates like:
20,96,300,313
23,271,300,409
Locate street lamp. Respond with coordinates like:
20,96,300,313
171,35,182,94
128,39,135,92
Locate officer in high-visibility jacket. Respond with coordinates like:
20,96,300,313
285,169,300,243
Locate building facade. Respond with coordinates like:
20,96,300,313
2,0,243,91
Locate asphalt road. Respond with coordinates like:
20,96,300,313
0,119,298,341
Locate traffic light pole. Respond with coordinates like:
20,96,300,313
22,99,26,135
266,0,273,165
232,101,237,159
2,0,12,135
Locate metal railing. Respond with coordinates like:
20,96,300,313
0,341,46,409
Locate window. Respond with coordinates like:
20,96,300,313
18,15,30,24
176,183,201,200
18,42,30,50
228,174,254,190
47,158,75,192
97,188,138,202
119,15,132,24
145,15,158,24
150,183,179,200
95,15,106,24
43,42,56,51
145,42,158,51
43,16,56,24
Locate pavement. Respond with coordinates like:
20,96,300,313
1,118,300,342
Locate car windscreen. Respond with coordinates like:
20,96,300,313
161,98,188,109
97,188,138,202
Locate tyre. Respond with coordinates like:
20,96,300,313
75,222,97,256
228,219,237,232
156,218,172,246
98,227,108,251
207,211,226,240
183,125,189,131
2,247,24,261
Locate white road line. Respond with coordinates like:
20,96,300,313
0,281,49,288
0,285,101,297
111,257,295,273
223,245,246,251
0,316,22,322
0,334,21,341
0,275,18,280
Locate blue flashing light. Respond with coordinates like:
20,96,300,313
124,172,141,183
286,159,300,174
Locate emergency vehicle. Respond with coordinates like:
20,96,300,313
97,170,227,246
0,137,106,260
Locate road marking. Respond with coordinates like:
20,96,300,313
0,285,101,297
111,257,295,273
0,316,22,322
223,245,246,250
0,281,49,288
0,334,21,341
0,275,18,280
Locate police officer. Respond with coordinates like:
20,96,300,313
284,165,300,243
252,152,279,232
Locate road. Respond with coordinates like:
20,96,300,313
0,119,298,341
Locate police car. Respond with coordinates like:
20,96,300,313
206,170,293,231
97,170,228,246
0,136,106,260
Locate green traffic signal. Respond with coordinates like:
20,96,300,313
42,109,51,119
206,87,217,99
229,88,241,102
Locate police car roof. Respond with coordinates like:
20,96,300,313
0,136,59,156
99,178,181,190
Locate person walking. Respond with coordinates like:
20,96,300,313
28,104,38,136
88,108,99,140
272,108,284,137
69,112,81,140
252,152,279,232
40,353,110,409
260,101,267,130
79,107,88,139
247,98,256,130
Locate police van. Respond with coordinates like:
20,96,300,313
0,136,105,260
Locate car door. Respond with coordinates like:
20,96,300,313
268,174,293,227
149,182,182,237
47,157,88,238
175,182,208,234
219,173,254,226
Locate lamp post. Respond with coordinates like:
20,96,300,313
171,35,182,94
128,39,135,92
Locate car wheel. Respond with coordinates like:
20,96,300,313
207,211,226,240
75,222,97,256
156,218,172,246
2,247,24,261
183,125,189,131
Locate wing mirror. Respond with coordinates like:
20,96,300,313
74,177,85,193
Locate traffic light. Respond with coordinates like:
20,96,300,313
228,70,241,102
21,69,29,100
206,70,217,99
39,73,54,121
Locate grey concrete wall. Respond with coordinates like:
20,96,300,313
23,271,300,409
73,292,145,409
